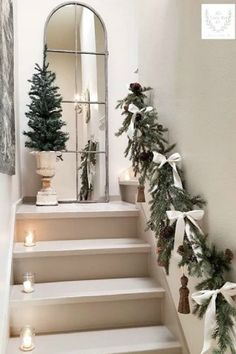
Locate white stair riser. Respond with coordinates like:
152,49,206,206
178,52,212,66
7,325,182,354
16,217,138,241
121,349,182,354
10,298,162,336
13,253,149,283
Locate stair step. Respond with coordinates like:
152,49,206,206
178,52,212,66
11,277,164,306
16,201,139,219
10,278,164,335
8,326,182,354
13,239,150,283
16,217,138,242
14,238,150,258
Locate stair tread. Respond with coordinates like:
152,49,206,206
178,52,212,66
8,326,181,353
14,238,150,258
11,277,164,305
16,201,139,219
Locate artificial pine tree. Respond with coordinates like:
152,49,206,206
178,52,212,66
23,47,69,151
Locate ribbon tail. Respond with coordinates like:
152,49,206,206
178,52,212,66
172,164,183,189
128,103,140,114
200,294,217,354
173,216,185,253
187,215,204,235
185,222,202,261
127,122,135,140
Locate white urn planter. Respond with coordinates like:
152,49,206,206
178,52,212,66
32,151,60,206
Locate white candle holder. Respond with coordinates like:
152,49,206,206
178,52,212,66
22,273,35,294
20,325,35,351
24,231,36,247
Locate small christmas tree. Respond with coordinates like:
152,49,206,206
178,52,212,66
23,47,69,151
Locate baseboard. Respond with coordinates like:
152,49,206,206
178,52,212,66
0,198,22,354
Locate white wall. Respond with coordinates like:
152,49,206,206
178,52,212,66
0,4,22,346
137,0,236,352
15,0,138,199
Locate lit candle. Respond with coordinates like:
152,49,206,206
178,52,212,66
24,231,36,247
124,171,130,181
22,332,32,348
20,326,35,351
23,280,34,293
23,273,35,293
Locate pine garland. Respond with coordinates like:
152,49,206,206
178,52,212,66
116,83,236,353
79,140,98,201
24,47,69,152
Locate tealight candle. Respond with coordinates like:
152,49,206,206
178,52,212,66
124,171,130,181
20,326,35,351
24,231,36,247
23,273,35,293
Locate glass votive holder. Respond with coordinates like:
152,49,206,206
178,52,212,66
24,230,36,247
20,325,35,351
22,273,35,294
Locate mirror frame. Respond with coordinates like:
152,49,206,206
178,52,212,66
44,1,109,202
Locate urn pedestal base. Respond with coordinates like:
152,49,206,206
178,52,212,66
33,152,59,207
36,190,58,206
36,177,58,206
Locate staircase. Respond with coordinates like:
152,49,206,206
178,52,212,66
7,202,182,353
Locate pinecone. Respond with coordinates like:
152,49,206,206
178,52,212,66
225,249,234,262
130,82,142,93
135,112,143,122
158,124,163,131
124,105,129,112
139,151,154,162
160,226,174,239
177,245,185,256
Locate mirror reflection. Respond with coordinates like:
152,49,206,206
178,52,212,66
45,3,108,202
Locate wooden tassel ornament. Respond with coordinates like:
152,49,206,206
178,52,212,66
137,184,145,203
178,274,190,314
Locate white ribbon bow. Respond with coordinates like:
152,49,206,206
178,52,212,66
192,282,236,354
127,104,154,140
166,210,204,258
153,152,183,189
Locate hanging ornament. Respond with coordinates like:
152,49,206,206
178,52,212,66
137,184,145,203
178,273,190,314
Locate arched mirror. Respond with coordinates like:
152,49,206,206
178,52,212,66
44,2,109,202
